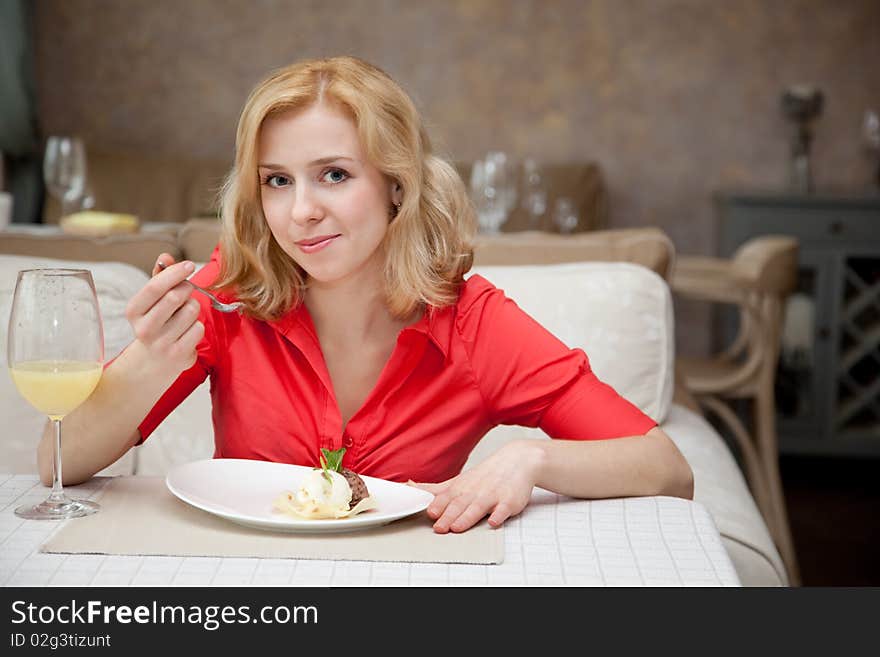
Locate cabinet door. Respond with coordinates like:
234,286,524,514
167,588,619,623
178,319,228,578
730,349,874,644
830,251,880,451
716,194,880,456
776,249,834,452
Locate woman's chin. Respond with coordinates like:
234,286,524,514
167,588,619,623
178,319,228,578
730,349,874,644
302,265,358,287
301,254,383,289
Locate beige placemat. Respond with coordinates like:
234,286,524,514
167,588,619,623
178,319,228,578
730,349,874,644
41,477,504,564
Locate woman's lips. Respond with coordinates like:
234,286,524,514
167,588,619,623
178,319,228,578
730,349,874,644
296,235,340,253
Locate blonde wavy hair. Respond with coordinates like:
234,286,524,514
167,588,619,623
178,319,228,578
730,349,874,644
213,56,476,321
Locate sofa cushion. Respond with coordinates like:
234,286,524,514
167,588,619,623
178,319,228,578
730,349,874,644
0,226,181,275
470,262,674,423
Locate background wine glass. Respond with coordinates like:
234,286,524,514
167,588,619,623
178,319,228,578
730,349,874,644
471,151,516,234
8,269,104,519
553,197,580,234
521,157,547,230
43,136,88,220
470,157,502,234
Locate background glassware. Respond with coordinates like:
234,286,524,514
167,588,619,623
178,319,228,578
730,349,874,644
470,151,517,234
491,151,518,218
43,136,88,219
780,86,823,194
521,157,547,230
863,109,880,189
79,183,96,211
553,197,579,234
8,269,104,519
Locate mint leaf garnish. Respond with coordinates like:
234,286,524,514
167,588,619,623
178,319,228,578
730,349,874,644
318,447,347,484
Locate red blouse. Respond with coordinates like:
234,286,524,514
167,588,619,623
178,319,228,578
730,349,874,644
137,248,657,483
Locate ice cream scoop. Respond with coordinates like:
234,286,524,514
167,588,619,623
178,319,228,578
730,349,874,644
273,448,375,520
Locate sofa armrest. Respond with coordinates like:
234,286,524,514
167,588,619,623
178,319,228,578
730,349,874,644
474,227,675,280
0,229,181,275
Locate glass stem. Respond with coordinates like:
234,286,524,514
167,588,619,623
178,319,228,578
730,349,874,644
48,419,67,503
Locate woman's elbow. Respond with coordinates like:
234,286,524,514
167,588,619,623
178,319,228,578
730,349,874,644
674,459,695,500
648,427,694,500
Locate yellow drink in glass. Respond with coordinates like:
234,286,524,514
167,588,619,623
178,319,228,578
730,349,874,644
10,360,102,421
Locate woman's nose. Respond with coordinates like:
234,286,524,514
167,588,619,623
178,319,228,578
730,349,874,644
291,185,325,225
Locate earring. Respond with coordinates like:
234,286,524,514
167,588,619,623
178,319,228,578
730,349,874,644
391,200,402,218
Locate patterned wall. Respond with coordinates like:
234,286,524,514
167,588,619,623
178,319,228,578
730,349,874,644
32,0,880,355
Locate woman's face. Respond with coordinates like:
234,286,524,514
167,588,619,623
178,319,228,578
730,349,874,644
257,103,399,287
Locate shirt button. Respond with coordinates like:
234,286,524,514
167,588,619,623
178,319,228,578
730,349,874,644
343,434,353,448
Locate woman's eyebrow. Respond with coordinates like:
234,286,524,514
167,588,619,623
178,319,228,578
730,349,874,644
257,156,357,169
309,155,357,166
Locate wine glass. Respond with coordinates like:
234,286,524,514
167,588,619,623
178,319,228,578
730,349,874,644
470,157,502,234
8,269,104,519
553,197,579,234
43,136,88,220
521,157,547,230
472,151,516,234
488,151,518,221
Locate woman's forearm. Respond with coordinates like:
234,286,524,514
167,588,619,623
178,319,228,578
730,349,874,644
36,340,182,486
532,427,694,500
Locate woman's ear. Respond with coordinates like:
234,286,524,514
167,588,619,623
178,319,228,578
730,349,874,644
390,182,403,207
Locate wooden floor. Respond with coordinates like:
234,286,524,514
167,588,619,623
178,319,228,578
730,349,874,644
780,455,880,586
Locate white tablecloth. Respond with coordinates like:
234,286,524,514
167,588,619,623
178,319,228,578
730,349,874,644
0,475,739,587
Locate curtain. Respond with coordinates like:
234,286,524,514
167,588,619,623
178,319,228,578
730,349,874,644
0,0,42,223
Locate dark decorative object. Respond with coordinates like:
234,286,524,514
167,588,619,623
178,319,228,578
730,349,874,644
781,86,824,194
863,110,880,190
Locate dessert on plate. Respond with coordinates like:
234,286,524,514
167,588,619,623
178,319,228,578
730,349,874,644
273,448,376,519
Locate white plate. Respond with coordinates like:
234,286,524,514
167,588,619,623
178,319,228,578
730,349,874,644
165,458,434,534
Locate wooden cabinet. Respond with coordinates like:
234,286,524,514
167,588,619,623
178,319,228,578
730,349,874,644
716,191,880,456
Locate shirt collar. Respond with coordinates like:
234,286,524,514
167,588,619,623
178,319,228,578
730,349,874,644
402,303,453,362
268,299,453,363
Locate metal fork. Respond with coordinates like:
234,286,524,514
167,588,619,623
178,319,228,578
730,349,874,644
156,261,244,314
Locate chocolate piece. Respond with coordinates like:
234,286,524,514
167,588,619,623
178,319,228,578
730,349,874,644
340,468,369,508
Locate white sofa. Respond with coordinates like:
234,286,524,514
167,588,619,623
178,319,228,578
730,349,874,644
0,252,789,586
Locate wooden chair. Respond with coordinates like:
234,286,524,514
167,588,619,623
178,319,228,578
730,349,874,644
672,235,801,585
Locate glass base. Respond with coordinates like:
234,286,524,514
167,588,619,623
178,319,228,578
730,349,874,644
14,497,99,520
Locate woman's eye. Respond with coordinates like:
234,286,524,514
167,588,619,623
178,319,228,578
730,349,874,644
322,168,349,184
263,174,290,188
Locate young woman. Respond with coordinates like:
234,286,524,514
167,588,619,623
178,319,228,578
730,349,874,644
39,56,692,534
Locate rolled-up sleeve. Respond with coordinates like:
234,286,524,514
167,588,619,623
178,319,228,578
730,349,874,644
457,276,657,439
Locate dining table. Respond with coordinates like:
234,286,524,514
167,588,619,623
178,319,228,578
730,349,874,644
0,473,739,587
